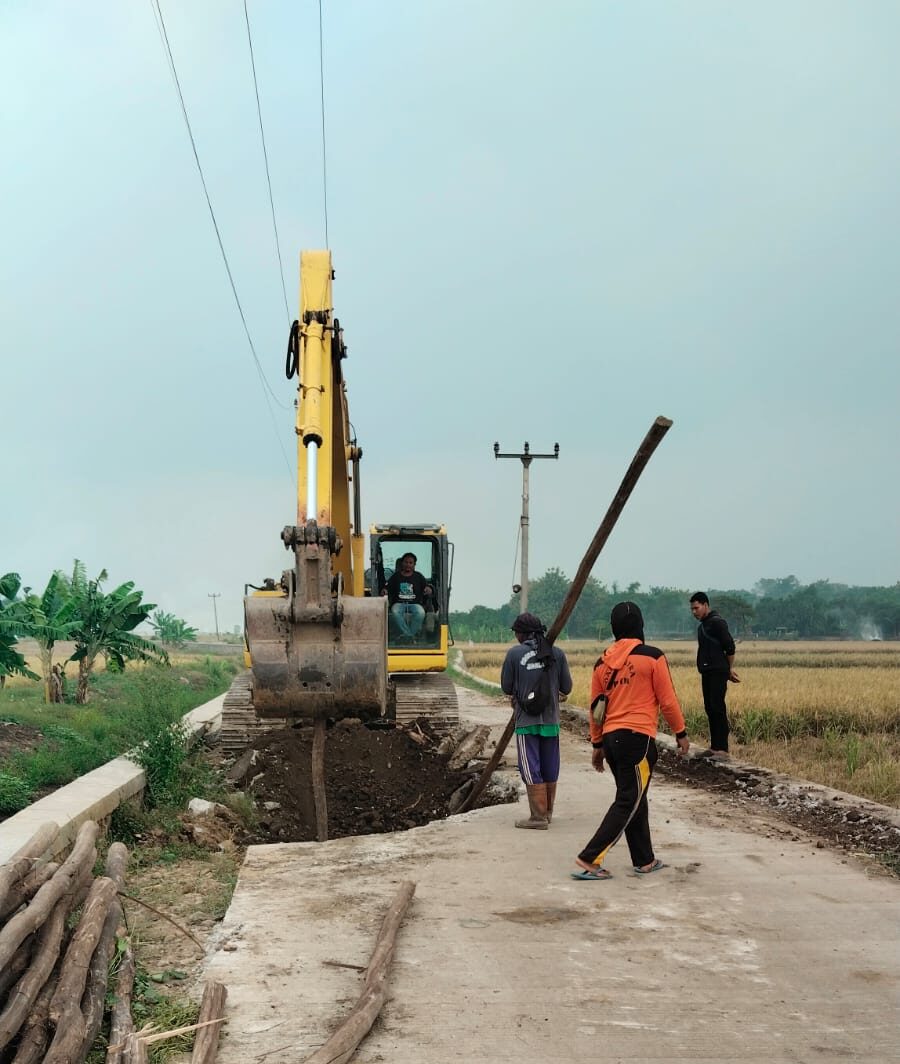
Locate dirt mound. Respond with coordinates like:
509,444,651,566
231,720,507,843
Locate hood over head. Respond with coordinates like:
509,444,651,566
610,601,645,641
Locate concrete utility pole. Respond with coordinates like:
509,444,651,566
493,441,559,612
208,593,221,640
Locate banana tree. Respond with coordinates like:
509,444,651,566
67,561,169,703
23,571,80,701
0,572,39,687
150,610,199,647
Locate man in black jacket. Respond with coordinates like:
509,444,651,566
690,592,740,758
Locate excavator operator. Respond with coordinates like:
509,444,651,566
382,552,433,642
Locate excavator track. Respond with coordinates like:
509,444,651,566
221,670,287,757
221,670,460,754
391,673,459,734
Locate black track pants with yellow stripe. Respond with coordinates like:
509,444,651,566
578,729,658,870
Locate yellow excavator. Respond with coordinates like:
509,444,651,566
221,251,458,753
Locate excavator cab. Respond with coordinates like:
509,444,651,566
370,524,458,730
370,524,452,660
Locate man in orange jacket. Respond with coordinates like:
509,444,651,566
571,601,690,881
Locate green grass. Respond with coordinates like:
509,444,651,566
448,653,504,698
0,658,238,816
84,961,200,1064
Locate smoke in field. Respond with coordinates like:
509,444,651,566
858,619,883,641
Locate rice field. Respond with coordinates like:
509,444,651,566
461,640,900,806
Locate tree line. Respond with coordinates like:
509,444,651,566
449,570,900,642
0,562,198,703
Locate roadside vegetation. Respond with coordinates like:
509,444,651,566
71,684,246,1064
0,654,239,815
0,562,172,702
462,640,900,806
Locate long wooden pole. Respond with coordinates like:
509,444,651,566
312,718,329,842
303,881,416,1064
459,416,673,814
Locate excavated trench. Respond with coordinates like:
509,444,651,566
225,718,514,844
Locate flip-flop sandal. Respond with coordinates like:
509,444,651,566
633,858,667,875
570,867,612,881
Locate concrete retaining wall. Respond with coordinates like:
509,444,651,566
0,694,224,863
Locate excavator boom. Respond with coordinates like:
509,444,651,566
242,251,387,723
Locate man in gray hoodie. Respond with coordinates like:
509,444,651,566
501,612,573,829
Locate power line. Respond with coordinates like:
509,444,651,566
243,0,291,325
318,0,329,247
149,0,294,482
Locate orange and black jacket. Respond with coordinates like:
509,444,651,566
589,638,685,745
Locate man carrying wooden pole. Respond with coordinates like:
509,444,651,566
461,416,674,814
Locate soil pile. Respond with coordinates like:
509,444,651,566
230,720,507,844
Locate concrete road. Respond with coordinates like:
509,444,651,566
200,686,899,1063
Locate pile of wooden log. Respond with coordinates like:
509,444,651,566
0,820,226,1063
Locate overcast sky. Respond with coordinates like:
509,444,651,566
2,1,898,633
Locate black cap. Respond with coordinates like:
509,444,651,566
610,601,644,640
511,611,545,634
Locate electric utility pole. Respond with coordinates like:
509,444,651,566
493,441,559,612
208,593,221,641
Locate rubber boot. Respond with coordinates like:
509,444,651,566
545,782,557,824
515,783,549,829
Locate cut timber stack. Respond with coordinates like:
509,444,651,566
0,820,123,1062
0,821,228,1064
0,820,227,1063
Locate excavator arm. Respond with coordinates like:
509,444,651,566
243,251,387,722
294,250,364,596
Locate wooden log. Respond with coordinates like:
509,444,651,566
190,981,228,1064
447,725,491,771
459,416,674,814
44,877,119,1064
0,822,59,916
312,717,328,843
303,880,416,1064
0,899,67,1051
9,968,57,1064
48,876,118,1026
43,1010,86,1064
0,933,34,1002
106,937,135,1064
123,1031,149,1064
79,843,129,1059
0,820,98,971
0,861,59,923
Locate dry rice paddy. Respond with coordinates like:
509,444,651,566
461,640,900,806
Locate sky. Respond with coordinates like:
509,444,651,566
2,1,898,633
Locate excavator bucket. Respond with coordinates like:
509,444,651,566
244,522,388,721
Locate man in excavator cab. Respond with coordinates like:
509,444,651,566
382,552,434,644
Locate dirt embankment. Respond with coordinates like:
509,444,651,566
654,747,900,871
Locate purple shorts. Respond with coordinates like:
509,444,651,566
516,732,560,785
